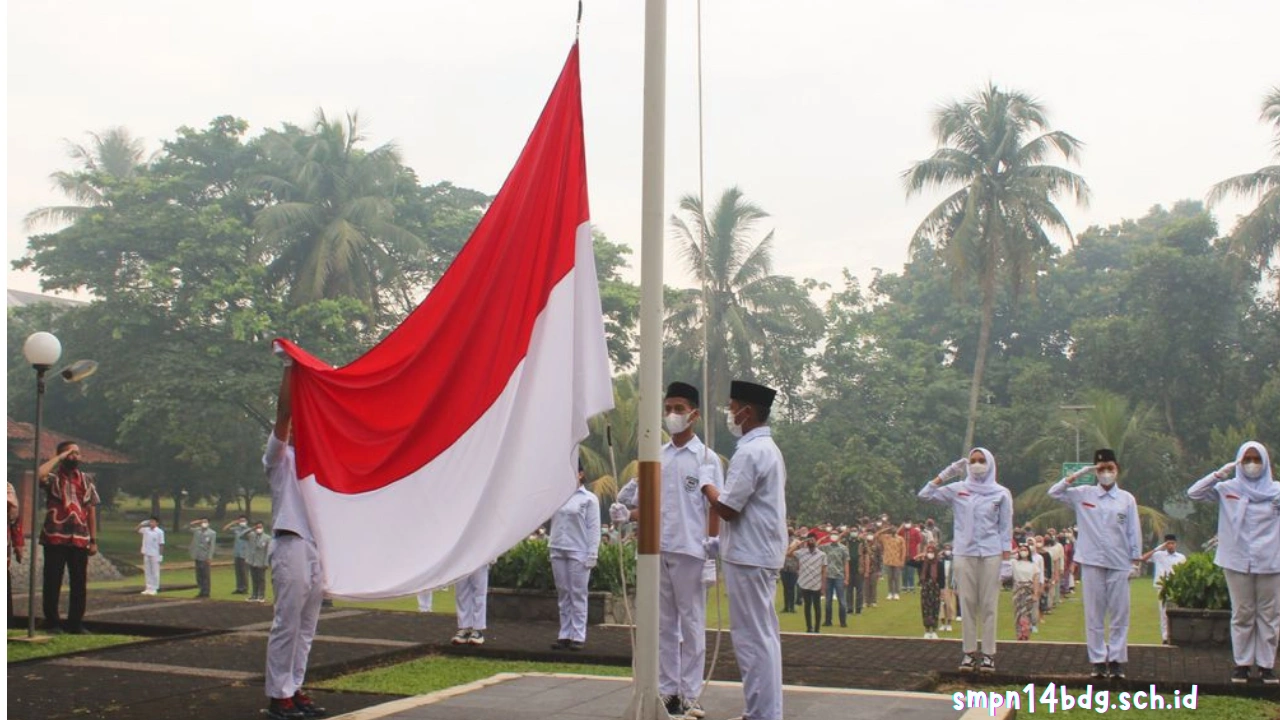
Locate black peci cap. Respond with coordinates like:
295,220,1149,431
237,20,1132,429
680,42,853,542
1094,448,1117,464
1164,534,1177,542
665,382,700,407
730,380,777,410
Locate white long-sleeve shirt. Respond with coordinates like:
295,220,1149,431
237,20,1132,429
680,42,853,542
618,434,723,559
1048,479,1141,571
549,486,601,558
1188,472,1280,574
917,481,1012,558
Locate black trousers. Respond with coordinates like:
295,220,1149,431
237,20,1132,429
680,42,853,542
249,565,267,599
234,557,249,593
43,543,89,630
849,571,865,613
780,570,798,612
800,589,822,632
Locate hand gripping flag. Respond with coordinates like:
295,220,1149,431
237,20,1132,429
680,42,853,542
273,44,613,599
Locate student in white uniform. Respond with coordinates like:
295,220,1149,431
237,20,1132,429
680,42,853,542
1049,448,1141,680
1140,534,1186,645
262,363,327,720
451,564,490,646
1187,441,1280,685
136,517,165,595
612,381,722,720
919,447,1012,673
550,459,600,651
704,380,787,720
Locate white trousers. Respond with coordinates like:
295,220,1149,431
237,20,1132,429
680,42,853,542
724,562,783,720
954,555,1001,656
416,590,434,613
659,551,707,697
551,551,591,642
1158,599,1168,642
1082,564,1130,663
455,567,489,630
265,535,324,699
1224,569,1280,669
143,554,161,592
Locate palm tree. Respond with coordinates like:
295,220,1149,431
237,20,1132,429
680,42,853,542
904,84,1090,452
581,376,642,504
1208,87,1280,279
254,110,422,317
666,187,823,435
1018,391,1176,541
24,127,150,229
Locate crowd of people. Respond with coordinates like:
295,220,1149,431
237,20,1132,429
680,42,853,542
7,355,1278,719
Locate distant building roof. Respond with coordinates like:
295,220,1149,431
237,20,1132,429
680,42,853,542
7,289,86,309
7,417,132,465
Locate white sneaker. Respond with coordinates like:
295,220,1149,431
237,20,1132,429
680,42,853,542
945,624,953,631
924,632,932,639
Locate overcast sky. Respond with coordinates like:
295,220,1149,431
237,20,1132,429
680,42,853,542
7,0,1278,298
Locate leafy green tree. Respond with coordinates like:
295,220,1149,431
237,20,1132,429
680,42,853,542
904,84,1090,452
666,187,823,446
1208,87,1280,280
253,110,424,321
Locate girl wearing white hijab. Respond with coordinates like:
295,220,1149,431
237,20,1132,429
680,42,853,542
1187,441,1280,685
919,447,1013,673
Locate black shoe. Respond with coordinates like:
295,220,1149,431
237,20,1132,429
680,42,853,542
662,694,683,718
568,640,585,651
1108,661,1124,679
293,691,327,717
468,630,485,646
65,626,92,635
979,655,995,673
681,697,706,719
1232,666,1251,684
1092,663,1108,679
822,621,832,626
550,638,571,650
959,654,977,673
266,697,305,720
41,620,63,634
1259,667,1278,685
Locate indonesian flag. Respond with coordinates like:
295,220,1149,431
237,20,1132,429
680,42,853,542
273,43,613,599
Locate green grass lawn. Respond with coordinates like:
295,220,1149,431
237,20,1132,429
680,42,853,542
940,684,1278,719
7,629,145,662
316,655,631,695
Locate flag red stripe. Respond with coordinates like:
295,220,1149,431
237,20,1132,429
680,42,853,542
276,45,587,494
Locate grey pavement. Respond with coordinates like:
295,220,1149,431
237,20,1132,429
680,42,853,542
329,674,969,720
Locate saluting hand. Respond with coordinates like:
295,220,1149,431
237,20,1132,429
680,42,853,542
1213,462,1236,481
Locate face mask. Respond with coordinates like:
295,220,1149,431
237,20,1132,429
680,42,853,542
926,553,935,559
969,462,988,476
1019,553,1030,560
1241,462,1265,480
200,522,209,529
725,408,745,438
664,412,691,435
904,523,912,529
1097,471,1117,486
255,528,263,534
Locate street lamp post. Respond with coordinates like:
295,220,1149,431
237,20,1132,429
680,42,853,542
1060,404,1096,462
22,332,62,638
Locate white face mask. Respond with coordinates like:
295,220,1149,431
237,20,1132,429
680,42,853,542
969,462,988,476
200,522,209,529
725,408,745,438
926,553,935,559
1097,471,1117,486
1241,461,1265,480
255,528,263,534
664,412,691,435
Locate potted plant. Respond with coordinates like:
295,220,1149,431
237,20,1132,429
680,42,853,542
1160,552,1231,646
486,537,636,625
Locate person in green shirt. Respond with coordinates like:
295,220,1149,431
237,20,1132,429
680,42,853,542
187,518,216,598
246,522,271,602
821,533,850,627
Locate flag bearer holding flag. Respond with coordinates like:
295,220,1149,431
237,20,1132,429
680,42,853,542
613,381,723,719
262,362,327,720
704,380,787,720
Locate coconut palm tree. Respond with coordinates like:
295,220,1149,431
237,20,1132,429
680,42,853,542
24,127,150,229
1017,391,1175,541
666,187,823,438
904,84,1090,452
253,110,422,318
1207,87,1280,280
581,375,642,504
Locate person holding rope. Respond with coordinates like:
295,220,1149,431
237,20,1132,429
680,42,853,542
704,380,787,720
549,458,600,651
612,381,723,719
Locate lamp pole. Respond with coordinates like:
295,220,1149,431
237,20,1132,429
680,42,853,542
1060,405,1096,463
23,332,61,638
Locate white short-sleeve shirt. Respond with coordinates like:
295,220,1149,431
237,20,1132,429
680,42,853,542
263,434,314,540
139,526,165,557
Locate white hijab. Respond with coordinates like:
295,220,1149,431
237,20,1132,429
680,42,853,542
1223,441,1278,503
963,447,1005,497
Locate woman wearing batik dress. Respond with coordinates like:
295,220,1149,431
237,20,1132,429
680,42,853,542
908,543,945,638
1011,544,1039,641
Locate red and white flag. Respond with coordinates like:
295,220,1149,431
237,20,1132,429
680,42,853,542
274,44,613,599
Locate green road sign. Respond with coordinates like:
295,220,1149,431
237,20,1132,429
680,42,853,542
1062,462,1097,487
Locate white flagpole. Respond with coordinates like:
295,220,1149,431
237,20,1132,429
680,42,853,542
625,0,667,717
